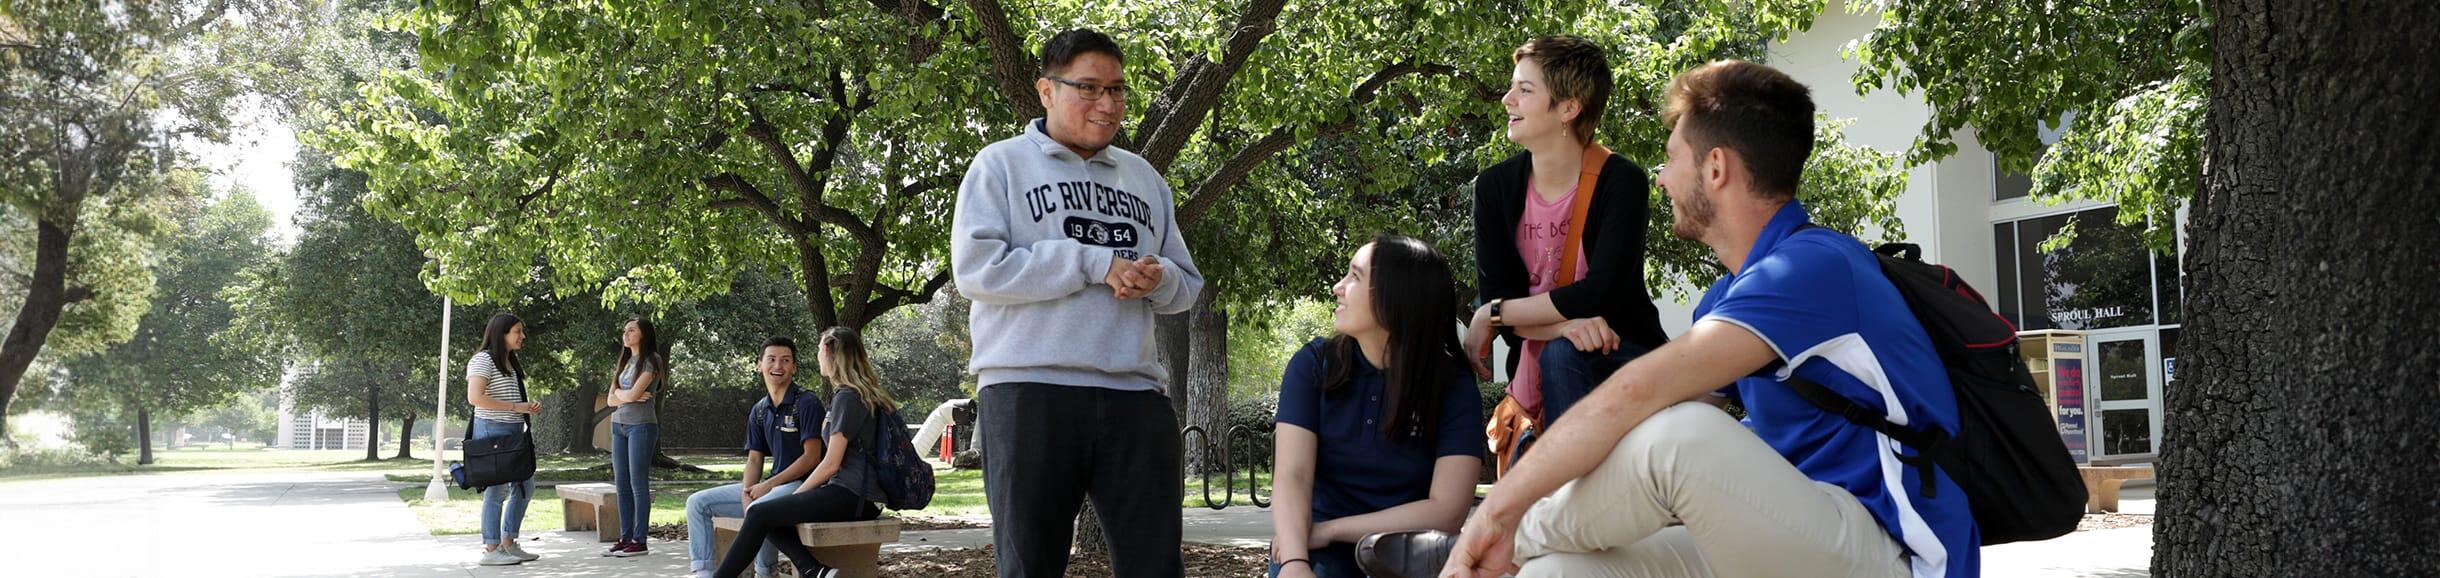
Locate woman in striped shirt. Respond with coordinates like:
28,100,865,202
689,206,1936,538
467,312,544,566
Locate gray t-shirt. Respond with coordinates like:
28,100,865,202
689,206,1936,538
609,355,662,424
823,388,878,501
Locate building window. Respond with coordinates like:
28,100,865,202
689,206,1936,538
1992,115,2075,203
1993,206,2182,331
1996,164,2034,201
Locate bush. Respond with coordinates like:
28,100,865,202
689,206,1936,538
0,444,118,471
1222,393,1278,468
1478,379,1508,424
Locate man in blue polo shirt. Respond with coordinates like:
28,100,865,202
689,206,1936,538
685,336,826,578
1439,60,1978,578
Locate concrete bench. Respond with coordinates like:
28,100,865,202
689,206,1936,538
712,516,902,578
2078,465,2155,513
557,483,620,543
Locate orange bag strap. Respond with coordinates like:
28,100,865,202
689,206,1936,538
1553,143,1609,288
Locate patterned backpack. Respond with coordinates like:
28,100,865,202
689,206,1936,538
866,406,936,510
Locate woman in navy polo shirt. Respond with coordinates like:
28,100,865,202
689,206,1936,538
1270,235,1486,578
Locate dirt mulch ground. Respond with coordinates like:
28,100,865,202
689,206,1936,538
2078,512,2153,532
884,544,1268,577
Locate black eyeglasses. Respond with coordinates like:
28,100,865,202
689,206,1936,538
1046,76,1128,101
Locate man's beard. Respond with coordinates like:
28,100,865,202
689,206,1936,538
1671,182,1717,241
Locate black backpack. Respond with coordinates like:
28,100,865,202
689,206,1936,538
1783,236,2086,545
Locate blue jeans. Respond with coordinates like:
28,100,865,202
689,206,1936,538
474,418,535,546
1268,543,1361,577
1537,336,1654,428
685,480,804,576
610,422,660,542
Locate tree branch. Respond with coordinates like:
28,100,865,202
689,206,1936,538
1136,0,1290,172
862,268,955,321
515,165,563,208
866,0,945,22
1138,56,1209,152
61,285,93,305
962,0,1045,120
1176,59,1462,225
702,173,805,234
741,113,880,245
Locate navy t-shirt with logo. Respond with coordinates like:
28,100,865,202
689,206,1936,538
1274,338,1485,524
1694,201,1979,578
745,386,827,477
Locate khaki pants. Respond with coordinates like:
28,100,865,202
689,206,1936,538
1512,403,1911,578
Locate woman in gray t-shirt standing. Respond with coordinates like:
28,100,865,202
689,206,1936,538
602,317,665,557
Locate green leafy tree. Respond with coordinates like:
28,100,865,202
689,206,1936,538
313,0,1911,549
1843,0,2206,250
225,148,484,462
59,189,282,465
864,286,972,418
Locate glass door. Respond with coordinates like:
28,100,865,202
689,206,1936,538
2089,331,2162,459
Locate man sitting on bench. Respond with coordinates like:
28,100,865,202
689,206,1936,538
711,328,900,578
686,337,826,578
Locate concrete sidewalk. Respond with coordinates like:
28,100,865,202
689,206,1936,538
0,469,466,577
0,469,2157,577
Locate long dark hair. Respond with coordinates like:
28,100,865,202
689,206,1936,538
479,312,525,381
1324,234,1468,443
615,317,660,379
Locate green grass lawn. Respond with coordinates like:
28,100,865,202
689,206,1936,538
378,453,754,483
0,447,429,480
1182,469,1272,510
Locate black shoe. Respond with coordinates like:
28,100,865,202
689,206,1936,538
1356,530,1458,578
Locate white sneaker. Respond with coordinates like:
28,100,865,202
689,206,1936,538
502,541,542,562
479,549,523,566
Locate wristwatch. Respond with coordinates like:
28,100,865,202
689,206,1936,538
1488,299,1505,327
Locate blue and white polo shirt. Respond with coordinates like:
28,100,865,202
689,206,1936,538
1694,201,1981,578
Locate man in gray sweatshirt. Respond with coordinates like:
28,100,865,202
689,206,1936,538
950,28,1203,578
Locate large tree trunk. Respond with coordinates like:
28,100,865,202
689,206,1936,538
2160,2,2440,575
363,385,382,462
566,366,604,455
135,407,154,465
1158,312,1192,428
1073,501,1109,557
1184,293,1230,475
0,220,83,445
396,410,415,460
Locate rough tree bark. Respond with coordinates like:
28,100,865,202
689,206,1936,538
396,410,415,460
363,382,382,462
2158,1,2440,575
135,407,154,465
1184,291,1231,475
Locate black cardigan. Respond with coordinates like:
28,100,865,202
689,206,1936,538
1472,150,1671,360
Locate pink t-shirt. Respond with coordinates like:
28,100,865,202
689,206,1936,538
1508,181,1588,411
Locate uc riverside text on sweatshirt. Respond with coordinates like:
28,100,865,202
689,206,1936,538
951,119,1204,392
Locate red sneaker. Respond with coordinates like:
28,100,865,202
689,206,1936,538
609,539,648,557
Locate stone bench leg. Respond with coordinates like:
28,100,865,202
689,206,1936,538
2088,478,2130,513
809,543,882,578
713,524,738,566
563,499,619,542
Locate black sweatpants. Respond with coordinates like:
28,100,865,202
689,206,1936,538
981,382,1183,577
712,483,880,578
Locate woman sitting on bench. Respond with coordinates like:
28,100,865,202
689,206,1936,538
1268,235,1486,578
713,327,900,578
